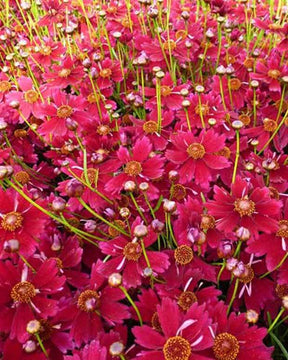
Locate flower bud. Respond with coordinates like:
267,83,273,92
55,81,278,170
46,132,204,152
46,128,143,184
163,199,177,213
235,227,250,241
108,273,122,287
151,219,165,233
26,320,41,334
124,180,136,192
217,240,234,259
51,197,66,212
133,224,148,238
246,309,259,324
23,340,37,353
109,342,125,356
65,179,84,198
119,207,130,218
3,239,20,253
84,220,97,233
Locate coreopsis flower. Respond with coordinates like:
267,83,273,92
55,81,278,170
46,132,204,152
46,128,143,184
206,176,282,237
208,302,273,360
5,76,44,119
133,297,214,360
104,136,164,198
32,38,65,67
0,259,65,343
1,338,46,360
43,57,84,89
0,188,48,257
98,217,170,287
250,50,287,93
95,58,123,89
39,89,90,140
165,129,230,188
63,261,130,346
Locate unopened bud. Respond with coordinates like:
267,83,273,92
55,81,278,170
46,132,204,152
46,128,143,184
108,273,122,287
134,224,148,238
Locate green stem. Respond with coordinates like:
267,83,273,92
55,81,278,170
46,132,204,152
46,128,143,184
268,307,285,333
227,278,239,314
35,333,49,358
232,130,240,183
119,286,143,325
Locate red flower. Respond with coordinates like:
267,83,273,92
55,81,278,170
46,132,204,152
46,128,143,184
43,57,84,89
206,176,282,237
133,297,214,360
98,217,170,288
105,136,164,198
250,50,287,93
64,340,107,360
0,188,48,258
5,76,44,119
209,302,273,360
0,259,65,343
63,261,130,346
165,129,230,188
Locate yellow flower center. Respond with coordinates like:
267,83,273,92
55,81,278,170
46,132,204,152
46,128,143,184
24,90,39,103
11,281,36,303
77,290,100,312
268,69,280,79
178,291,197,311
163,336,191,360
213,332,239,360
187,143,205,159
1,212,23,231
143,120,158,134
57,105,73,118
123,242,142,261
58,68,71,78
174,245,194,265
234,197,255,217
124,161,142,176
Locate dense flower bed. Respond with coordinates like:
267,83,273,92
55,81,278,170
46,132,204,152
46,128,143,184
0,0,288,359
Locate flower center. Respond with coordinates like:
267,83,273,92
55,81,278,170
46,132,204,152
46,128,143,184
229,78,242,91
163,40,177,51
97,124,111,135
263,118,277,132
123,242,142,261
77,290,100,312
58,68,71,78
151,312,162,332
143,120,158,134
200,214,215,230
163,336,191,360
178,291,197,311
87,93,101,103
14,171,30,185
170,184,187,201
174,245,194,265
195,104,210,116
0,80,11,92
108,220,126,237
213,332,240,360
234,197,255,217
161,85,172,97
275,284,288,299
10,281,36,303
268,69,280,79
124,161,142,176
187,143,205,159
81,168,98,186
57,105,73,118
24,90,39,103
41,46,52,55
1,212,23,231
277,220,288,238
239,114,251,126
14,129,27,138
100,68,112,78
239,264,254,283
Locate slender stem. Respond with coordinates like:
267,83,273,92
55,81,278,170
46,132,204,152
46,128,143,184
227,278,239,314
232,130,240,183
268,307,285,333
35,333,49,358
119,286,143,325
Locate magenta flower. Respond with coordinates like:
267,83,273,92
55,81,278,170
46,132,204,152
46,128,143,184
165,129,230,188
133,297,214,360
206,176,282,236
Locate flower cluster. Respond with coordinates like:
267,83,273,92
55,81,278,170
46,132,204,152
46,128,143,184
0,0,288,359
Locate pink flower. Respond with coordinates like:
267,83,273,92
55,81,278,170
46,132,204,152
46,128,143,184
165,129,230,188
133,297,214,360
206,176,282,236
